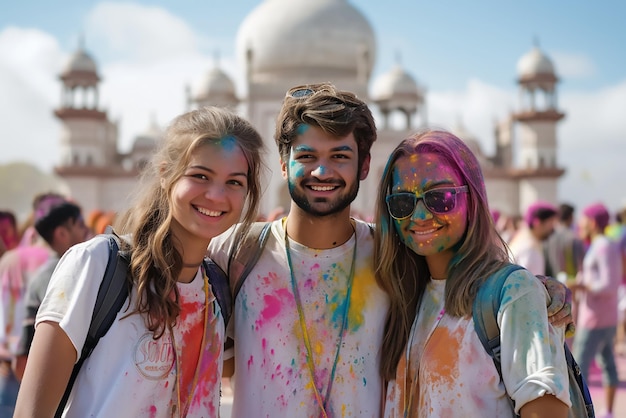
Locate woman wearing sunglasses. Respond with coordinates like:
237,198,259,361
374,130,571,417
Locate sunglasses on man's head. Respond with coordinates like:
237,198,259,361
288,87,316,98
385,185,469,220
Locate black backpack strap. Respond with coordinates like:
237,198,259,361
203,258,232,327
230,222,272,300
55,234,130,418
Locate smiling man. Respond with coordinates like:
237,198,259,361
209,83,389,417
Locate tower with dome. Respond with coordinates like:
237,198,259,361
54,0,565,219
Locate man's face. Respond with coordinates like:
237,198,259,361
281,125,368,217
534,216,557,241
64,215,90,246
0,218,19,251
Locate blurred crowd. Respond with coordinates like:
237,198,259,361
1,191,625,415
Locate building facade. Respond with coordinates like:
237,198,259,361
55,0,565,219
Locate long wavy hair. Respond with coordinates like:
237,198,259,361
116,106,264,338
374,130,510,380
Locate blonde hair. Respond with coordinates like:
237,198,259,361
116,106,264,338
374,130,509,380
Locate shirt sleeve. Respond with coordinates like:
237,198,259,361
498,269,571,412
36,236,111,361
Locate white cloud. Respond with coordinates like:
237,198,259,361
428,79,515,155
85,2,199,64
552,51,596,79
0,27,64,170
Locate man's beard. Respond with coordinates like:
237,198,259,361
289,179,359,217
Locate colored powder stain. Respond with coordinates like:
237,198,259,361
314,340,324,355
247,355,254,369
217,134,238,152
262,338,267,350
363,377,367,386
426,327,461,389
343,264,371,331
149,405,157,418
296,123,309,136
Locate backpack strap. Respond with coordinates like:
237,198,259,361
472,263,523,414
202,258,232,327
230,222,272,300
56,234,130,418
473,263,523,374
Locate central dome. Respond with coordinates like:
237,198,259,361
236,0,376,81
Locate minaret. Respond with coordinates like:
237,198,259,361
511,41,565,209
513,41,564,169
54,38,117,169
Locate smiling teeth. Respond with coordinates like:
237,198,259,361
413,228,438,235
197,207,222,217
310,185,335,191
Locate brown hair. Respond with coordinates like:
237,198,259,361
374,130,510,380
116,106,264,338
274,82,376,171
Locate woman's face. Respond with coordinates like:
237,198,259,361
389,152,468,262
169,137,249,250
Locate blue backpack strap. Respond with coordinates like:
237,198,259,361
56,233,131,418
473,263,523,371
472,263,523,414
203,257,232,327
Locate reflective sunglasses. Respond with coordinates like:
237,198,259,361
288,87,315,98
385,185,469,220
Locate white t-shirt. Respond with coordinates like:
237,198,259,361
508,228,546,275
384,270,570,417
37,235,225,418
209,219,389,418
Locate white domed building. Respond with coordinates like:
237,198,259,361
54,0,565,218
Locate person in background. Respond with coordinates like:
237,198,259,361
13,197,89,380
14,106,264,417
375,130,570,417
545,203,585,284
0,193,63,416
508,201,558,275
570,202,622,418
605,205,626,356
0,211,20,259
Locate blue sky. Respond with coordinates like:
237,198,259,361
1,0,625,212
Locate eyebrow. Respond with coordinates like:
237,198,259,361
189,165,248,178
292,145,356,153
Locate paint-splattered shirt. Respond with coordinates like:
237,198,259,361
209,219,389,417
384,270,570,417
37,235,224,417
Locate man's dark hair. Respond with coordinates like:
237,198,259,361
34,201,82,244
558,203,575,223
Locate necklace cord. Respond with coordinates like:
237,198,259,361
284,222,357,418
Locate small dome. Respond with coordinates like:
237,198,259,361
196,67,237,100
371,65,421,101
517,46,555,78
63,49,98,75
236,0,376,80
